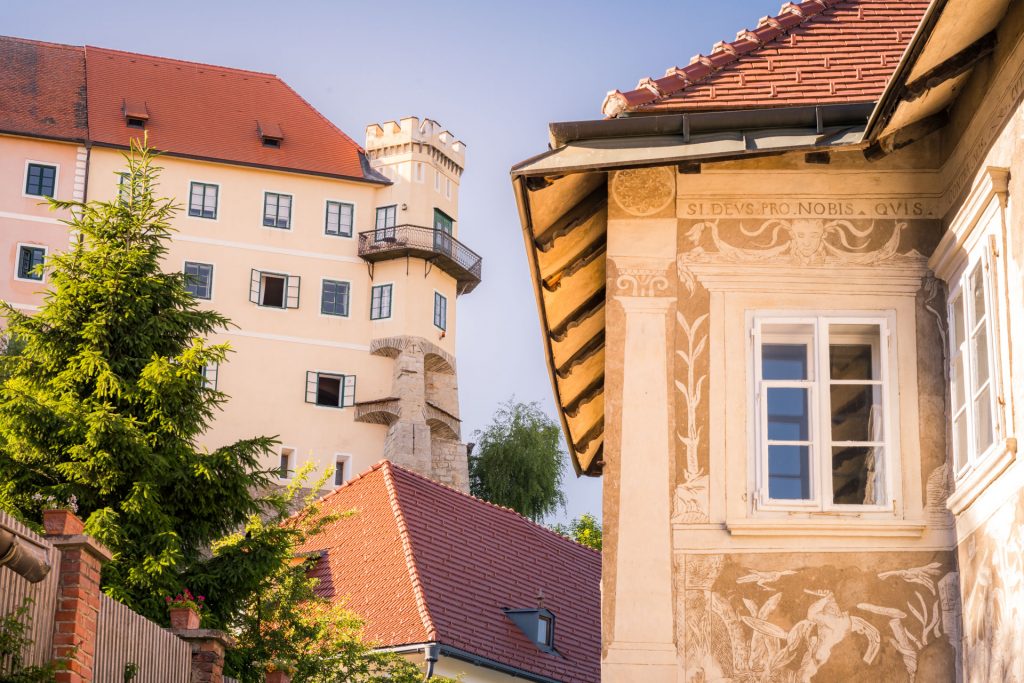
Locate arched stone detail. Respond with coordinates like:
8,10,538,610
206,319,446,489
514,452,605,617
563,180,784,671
354,398,401,426
370,336,456,374
424,402,460,440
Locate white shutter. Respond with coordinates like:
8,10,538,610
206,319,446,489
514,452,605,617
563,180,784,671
342,375,356,407
249,269,262,304
286,275,301,309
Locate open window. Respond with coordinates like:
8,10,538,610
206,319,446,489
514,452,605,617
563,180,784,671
752,315,892,511
250,269,300,309
305,372,356,408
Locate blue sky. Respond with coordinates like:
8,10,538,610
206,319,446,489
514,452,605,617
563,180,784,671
6,0,777,524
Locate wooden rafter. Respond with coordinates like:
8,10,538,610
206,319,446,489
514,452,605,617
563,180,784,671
534,185,606,253
903,30,997,102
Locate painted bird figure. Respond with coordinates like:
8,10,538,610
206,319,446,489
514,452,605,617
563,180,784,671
737,569,797,591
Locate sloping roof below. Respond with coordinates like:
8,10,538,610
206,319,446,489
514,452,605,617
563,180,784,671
84,46,379,181
0,36,87,141
602,0,929,117
299,461,601,683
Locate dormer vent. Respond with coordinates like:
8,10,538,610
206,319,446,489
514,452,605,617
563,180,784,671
503,596,557,654
258,121,284,148
123,99,149,129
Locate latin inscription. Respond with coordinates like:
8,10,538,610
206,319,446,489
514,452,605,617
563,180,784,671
683,200,928,218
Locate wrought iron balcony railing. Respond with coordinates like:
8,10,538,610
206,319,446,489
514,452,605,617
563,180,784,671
357,224,482,294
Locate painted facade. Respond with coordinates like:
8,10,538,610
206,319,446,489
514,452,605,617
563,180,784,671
513,0,1024,680
0,39,479,491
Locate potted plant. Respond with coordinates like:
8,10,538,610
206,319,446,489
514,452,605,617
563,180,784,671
34,494,83,536
165,589,205,629
265,659,297,683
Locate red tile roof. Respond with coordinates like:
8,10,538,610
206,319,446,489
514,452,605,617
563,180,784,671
299,461,601,683
0,36,87,141
602,0,930,117
0,36,383,182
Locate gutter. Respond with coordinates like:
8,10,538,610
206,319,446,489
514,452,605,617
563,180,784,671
374,642,564,683
864,0,949,141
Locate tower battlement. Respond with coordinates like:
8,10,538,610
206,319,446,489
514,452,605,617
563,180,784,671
365,116,465,172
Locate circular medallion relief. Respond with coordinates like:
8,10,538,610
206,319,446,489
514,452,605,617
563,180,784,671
610,167,675,217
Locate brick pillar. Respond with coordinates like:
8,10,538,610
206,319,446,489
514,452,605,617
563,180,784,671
48,533,113,683
172,629,234,683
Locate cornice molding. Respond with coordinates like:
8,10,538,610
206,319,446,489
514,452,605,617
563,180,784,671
930,166,1010,281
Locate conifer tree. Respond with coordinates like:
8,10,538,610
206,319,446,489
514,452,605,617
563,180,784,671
0,142,276,621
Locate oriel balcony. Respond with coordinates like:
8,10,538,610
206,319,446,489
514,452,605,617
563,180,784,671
357,225,482,294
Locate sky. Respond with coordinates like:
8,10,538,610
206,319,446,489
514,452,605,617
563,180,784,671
5,0,776,525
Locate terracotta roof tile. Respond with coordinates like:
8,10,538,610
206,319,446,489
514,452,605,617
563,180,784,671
299,461,601,683
0,36,87,141
602,0,930,116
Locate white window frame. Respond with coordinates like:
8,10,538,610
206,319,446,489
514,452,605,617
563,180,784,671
201,362,219,390
374,205,397,241
750,312,896,514
262,190,293,230
14,243,47,283
433,290,447,331
305,371,356,409
183,260,215,300
370,283,394,320
278,446,296,480
187,181,220,221
249,269,300,309
23,160,59,199
333,453,352,487
319,278,351,318
947,246,1003,479
323,199,355,238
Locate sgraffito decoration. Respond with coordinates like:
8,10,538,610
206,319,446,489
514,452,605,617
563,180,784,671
672,310,710,524
677,553,960,682
677,218,927,293
610,166,676,217
614,264,670,298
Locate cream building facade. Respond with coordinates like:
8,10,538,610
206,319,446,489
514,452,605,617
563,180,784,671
0,38,479,491
513,0,1024,680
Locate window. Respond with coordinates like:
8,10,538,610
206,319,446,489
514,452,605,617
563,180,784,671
184,262,213,300
753,315,891,510
201,363,219,390
249,269,300,308
321,279,350,317
263,192,292,229
433,292,447,331
374,205,397,241
334,456,350,487
25,163,56,197
16,245,45,281
189,182,218,219
503,608,556,653
325,201,354,237
538,615,553,647
279,447,294,479
445,177,452,199
434,170,441,192
305,371,356,408
415,162,424,183
949,260,999,474
433,209,453,255
371,284,392,320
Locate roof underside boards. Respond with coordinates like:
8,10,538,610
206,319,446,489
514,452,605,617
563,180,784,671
513,113,868,476
0,36,87,141
299,461,602,683
603,0,929,117
869,0,1013,142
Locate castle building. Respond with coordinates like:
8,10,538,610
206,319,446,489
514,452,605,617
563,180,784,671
513,0,1024,680
0,36,480,491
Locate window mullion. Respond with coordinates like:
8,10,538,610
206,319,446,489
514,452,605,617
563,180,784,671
815,317,830,510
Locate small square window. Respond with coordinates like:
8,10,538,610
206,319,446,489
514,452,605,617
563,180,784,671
189,182,218,219
263,192,292,229
17,245,46,281
184,262,213,299
321,280,350,317
371,284,392,320
126,117,146,129
305,371,356,408
25,163,56,198
325,201,354,237
433,292,447,331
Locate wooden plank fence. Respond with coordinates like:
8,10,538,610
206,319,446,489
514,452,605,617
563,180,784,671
0,509,60,670
93,593,191,683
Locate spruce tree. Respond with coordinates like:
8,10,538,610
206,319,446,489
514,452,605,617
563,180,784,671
0,142,276,621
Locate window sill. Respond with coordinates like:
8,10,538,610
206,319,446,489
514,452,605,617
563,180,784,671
725,518,926,538
947,437,1018,516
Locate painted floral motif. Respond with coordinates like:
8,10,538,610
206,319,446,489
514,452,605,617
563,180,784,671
673,310,709,524
610,166,675,216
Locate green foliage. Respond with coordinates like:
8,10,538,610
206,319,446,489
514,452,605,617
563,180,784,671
469,399,566,521
0,599,60,683
551,513,602,551
224,465,458,683
0,335,25,385
0,141,276,623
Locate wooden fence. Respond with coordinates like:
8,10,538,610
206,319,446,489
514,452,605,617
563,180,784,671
0,509,60,669
94,593,190,683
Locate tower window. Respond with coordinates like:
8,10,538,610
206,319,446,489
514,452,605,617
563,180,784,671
371,284,393,320
433,292,447,331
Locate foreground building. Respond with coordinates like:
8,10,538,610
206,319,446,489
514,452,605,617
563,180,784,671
0,36,481,490
298,460,601,683
513,0,1023,680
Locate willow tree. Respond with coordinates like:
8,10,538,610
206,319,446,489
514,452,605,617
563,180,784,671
0,141,275,621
